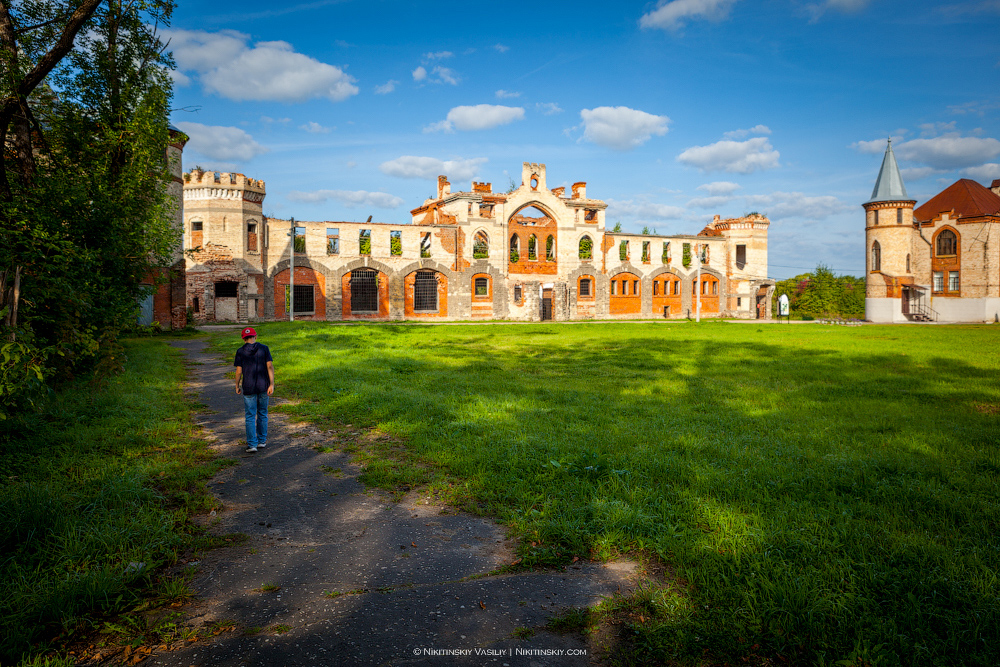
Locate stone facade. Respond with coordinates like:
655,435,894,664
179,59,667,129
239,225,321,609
865,142,1000,322
183,162,773,323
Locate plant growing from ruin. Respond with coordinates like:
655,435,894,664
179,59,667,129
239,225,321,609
579,237,593,260
682,243,692,267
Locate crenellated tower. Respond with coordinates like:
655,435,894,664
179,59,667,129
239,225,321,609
864,140,917,321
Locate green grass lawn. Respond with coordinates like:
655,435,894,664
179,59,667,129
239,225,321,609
0,337,226,666
218,320,1000,665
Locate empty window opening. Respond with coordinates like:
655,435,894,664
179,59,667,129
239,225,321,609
530,176,538,189
579,278,592,297
936,229,957,256
871,241,881,271
293,285,314,313
682,243,691,267
473,232,489,259
215,281,238,298
528,235,537,261
633,280,639,295
579,236,593,260
509,234,520,262
359,229,371,255
293,226,305,253
663,242,671,264
737,297,742,307
247,222,258,252
420,233,431,258
653,281,659,296
619,240,628,262
414,271,438,312
350,269,378,312
584,209,597,222
192,297,200,313
736,244,746,270
873,209,879,225
546,235,555,261
390,230,402,256
700,244,709,264
642,241,650,263
475,277,489,297
610,280,617,296
897,208,903,224
514,284,522,304
327,228,340,255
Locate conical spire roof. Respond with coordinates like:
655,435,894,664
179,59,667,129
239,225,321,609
868,139,912,203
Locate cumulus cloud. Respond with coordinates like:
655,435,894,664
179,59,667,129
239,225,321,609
287,189,403,209
496,89,521,99
431,66,459,85
850,138,897,154
425,105,525,133
579,106,669,150
175,122,267,162
299,121,331,134
697,181,741,195
164,29,358,102
723,124,770,139
379,156,488,181
537,102,563,115
639,0,740,30
677,137,779,173
375,79,399,94
744,191,847,220
900,167,941,181
412,66,427,81
894,134,1000,170
961,163,1000,181
495,43,509,53
687,195,733,209
607,198,687,220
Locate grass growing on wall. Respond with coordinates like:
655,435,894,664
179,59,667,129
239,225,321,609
218,321,1000,665
0,338,224,665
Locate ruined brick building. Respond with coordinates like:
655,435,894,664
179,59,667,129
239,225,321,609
183,162,774,323
865,141,1000,322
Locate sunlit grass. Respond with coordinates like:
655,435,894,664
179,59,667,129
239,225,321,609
213,320,1000,665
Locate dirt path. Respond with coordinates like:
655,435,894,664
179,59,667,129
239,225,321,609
150,338,638,666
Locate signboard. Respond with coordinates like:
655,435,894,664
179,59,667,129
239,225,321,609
778,293,789,317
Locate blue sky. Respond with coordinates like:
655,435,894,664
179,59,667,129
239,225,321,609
166,0,1000,280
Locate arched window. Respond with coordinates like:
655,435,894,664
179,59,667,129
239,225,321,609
473,231,489,259
510,234,520,262
413,271,438,312
545,235,555,261
528,234,537,261
936,229,957,256
871,241,881,272
579,235,593,260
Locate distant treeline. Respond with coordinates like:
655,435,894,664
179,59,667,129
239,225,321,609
771,265,865,319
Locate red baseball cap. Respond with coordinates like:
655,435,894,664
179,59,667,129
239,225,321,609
241,327,257,339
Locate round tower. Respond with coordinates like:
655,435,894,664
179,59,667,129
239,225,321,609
863,139,916,322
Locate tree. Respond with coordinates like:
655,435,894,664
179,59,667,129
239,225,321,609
771,265,865,319
0,0,177,417
610,221,622,232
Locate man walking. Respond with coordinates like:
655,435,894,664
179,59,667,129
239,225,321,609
234,327,274,453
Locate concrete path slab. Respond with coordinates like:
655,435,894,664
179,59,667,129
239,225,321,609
151,338,638,666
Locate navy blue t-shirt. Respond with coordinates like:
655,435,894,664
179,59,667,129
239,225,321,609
234,342,273,395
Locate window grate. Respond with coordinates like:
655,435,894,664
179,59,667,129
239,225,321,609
414,271,438,311
293,285,314,313
475,277,488,297
350,269,378,312
215,281,238,298
579,278,591,297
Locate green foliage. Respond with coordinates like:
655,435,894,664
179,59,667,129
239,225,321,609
0,338,219,665
579,236,593,260
509,248,519,263
662,242,670,263
619,240,628,262
682,243,691,267
294,235,306,253
0,336,49,420
610,221,623,232
390,234,402,256
240,321,1000,666
773,264,865,319
545,235,555,261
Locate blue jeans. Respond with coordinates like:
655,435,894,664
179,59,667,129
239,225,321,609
243,393,269,447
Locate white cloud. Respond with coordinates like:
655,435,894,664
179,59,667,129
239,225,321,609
900,167,941,181
697,181,741,195
260,116,291,124
431,66,459,85
287,189,403,209
379,156,488,181
894,134,1000,169
375,79,399,94
639,0,740,30
677,137,779,173
424,51,453,60
961,163,1000,181
537,102,563,115
723,124,771,139
687,195,733,209
607,198,688,220
175,122,267,162
495,43,509,53
299,121,331,134
412,66,427,81
496,89,521,99
164,29,358,102
579,106,669,150
744,191,847,220
851,138,894,154
425,105,525,133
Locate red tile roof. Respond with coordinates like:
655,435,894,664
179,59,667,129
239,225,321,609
913,179,1000,222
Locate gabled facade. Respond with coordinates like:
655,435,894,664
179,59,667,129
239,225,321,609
183,162,773,323
865,141,1000,322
